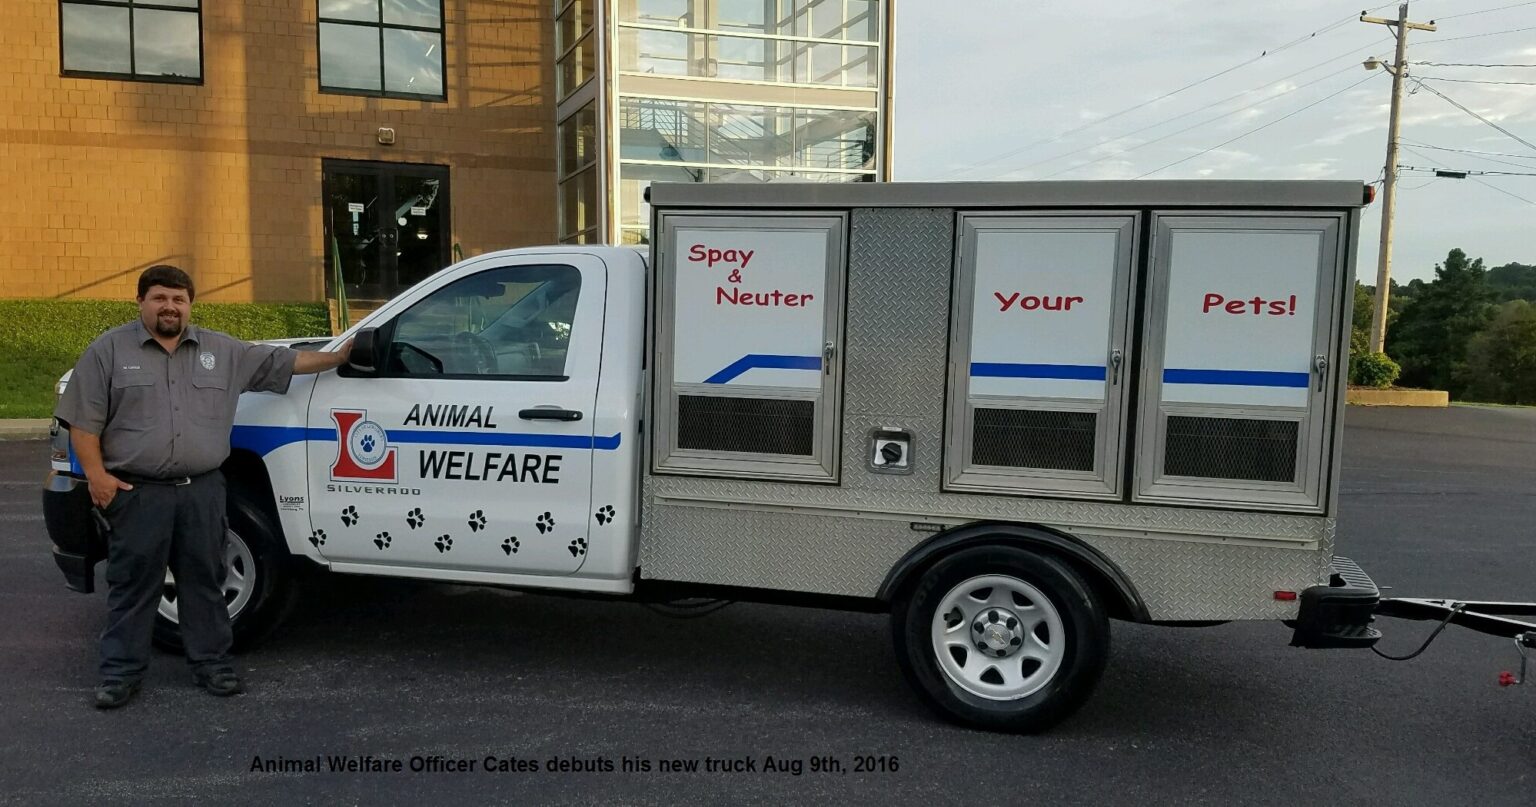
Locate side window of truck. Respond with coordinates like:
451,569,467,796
386,264,582,379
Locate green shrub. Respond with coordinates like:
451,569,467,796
1350,351,1401,390
0,300,330,419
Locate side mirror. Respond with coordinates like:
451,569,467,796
348,327,379,373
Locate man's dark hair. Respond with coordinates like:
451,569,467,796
137,265,195,302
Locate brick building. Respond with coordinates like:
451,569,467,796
0,1,893,315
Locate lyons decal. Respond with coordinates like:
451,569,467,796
330,409,399,483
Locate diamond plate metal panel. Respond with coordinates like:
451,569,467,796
640,496,1331,620
640,207,1339,621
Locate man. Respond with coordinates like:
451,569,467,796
54,265,352,709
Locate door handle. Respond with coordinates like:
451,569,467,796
823,341,836,375
1109,348,1124,385
519,407,583,422
1314,354,1329,392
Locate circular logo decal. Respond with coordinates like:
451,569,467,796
349,420,390,468
199,352,216,371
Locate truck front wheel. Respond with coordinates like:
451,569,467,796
152,486,296,653
892,545,1109,733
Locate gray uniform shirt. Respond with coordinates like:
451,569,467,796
55,319,299,478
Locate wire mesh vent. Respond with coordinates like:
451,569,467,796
972,408,1097,472
677,395,815,456
1163,416,1299,482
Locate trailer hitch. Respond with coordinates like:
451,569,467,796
1375,598,1536,686
1500,632,1535,687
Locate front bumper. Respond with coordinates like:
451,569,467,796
1289,556,1382,649
42,471,103,594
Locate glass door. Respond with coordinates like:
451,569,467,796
323,160,452,303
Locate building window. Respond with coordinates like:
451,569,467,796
556,0,596,100
558,101,600,243
59,0,203,83
615,95,876,243
319,0,446,99
617,0,878,89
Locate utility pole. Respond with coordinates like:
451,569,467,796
1360,4,1437,353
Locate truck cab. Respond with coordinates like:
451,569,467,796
45,246,648,642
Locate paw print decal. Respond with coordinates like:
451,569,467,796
373,531,392,550
568,537,588,558
308,529,327,548
467,510,486,532
406,507,424,529
434,534,453,553
501,536,520,556
341,505,359,527
360,433,376,454
594,505,617,526
536,512,555,534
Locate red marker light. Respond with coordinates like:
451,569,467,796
1499,671,1518,687
1363,184,1377,205
1274,591,1298,602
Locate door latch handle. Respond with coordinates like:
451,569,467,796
1109,349,1124,385
1314,354,1329,392
823,341,836,375
519,407,583,422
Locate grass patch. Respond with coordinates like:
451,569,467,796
0,300,330,419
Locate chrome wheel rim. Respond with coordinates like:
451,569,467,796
159,528,255,624
930,574,1066,701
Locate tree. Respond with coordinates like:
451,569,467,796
1384,248,1497,395
1461,300,1536,404
1486,262,1536,303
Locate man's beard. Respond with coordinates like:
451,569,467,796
153,312,184,337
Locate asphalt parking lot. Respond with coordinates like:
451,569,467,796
1,405,1533,805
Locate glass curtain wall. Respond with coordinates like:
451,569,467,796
556,0,600,243
612,0,884,244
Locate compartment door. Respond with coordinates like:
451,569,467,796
652,213,846,483
946,213,1138,499
1134,213,1346,512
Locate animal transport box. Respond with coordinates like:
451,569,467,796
637,182,1383,731
640,181,1366,620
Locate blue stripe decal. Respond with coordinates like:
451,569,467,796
390,430,622,451
230,426,332,456
971,363,1107,381
1162,369,1310,388
229,425,622,456
704,354,822,384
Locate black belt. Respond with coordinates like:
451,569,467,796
115,471,211,487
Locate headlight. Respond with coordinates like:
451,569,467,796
55,378,68,397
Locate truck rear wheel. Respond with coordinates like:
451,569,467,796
152,486,295,653
892,545,1109,733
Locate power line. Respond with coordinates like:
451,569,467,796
1135,72,1381,179
1399,139,1536,163
939,3,1401,179
1418,24,1536,45
1411,62,1536,67
1415,75,1536,85
1434,0,1536,20
1402,145,1536,205
1412,79,1536,154
1007,40,1389,179
1041,62,1366,179
1400,165,1536,176
1474,177,1536,205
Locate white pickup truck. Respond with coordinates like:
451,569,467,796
45,180,1385,732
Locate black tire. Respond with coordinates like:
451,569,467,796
892,545,1109,733
152,485,297,653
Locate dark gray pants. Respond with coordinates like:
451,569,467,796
99,471,233,682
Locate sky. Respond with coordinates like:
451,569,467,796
892,0,1536,283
